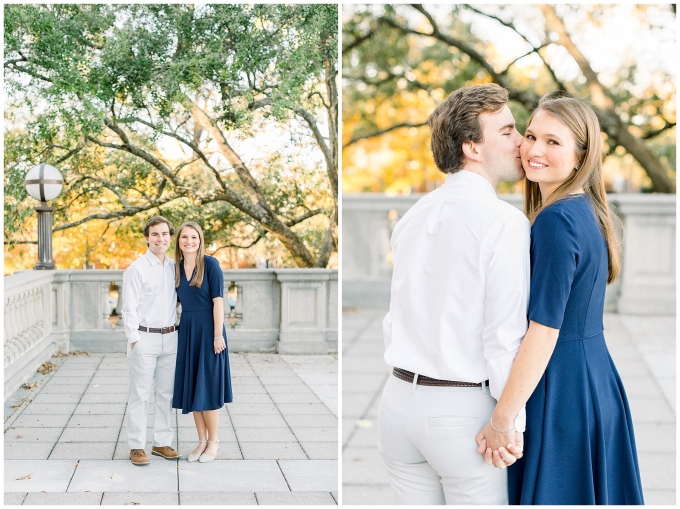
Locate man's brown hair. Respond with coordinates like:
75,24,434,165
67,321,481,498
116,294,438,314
428,83,509,173
143,215,174,237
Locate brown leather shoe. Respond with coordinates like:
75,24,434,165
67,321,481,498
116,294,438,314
152,445,183,460
130,449,149,466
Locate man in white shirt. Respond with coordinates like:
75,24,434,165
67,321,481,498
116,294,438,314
122,216,182,465
378,83,529,504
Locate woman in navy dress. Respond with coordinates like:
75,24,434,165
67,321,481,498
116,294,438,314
172,221,233,463
476,94,643,504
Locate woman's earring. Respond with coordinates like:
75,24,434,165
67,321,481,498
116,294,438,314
575,164,581,170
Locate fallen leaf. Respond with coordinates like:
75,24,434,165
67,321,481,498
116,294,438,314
16,474,32,480
16,434,24,439
37,361,57,375
93,384,100,388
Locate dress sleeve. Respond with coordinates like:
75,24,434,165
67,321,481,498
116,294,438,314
206,257,224,300
528,207,579,330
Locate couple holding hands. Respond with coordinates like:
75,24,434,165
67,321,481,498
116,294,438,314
379,84,644,505
122,217,233,466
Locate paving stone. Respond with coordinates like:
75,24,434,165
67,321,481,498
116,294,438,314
638,452,676,491
179,492,257,504
270,393,323,404
345,422,378,447
230,384,268,394
9,414,72,428
258,376,302,385
101,491,179,504
342,418,356,445
239,442,307,460
42,377,92,384
265,385,315,395
291,427,338,442
227,403,280,415
628,397,675,423
342,484,392,505
233,393,274,404
642,490,676,505
23,492,104,504
284,414,338,427
4,460,76,492
277,403,334,416
73,403,127,415
229,414,289,428
178,460,289,492
342,447,390,485
50,442,116,460
256,491,337,505
80,392,128,404
300,442,338,460
235,428,296,443
4,443,54,460
40,385,87,394
58,427,121,443
342,392,377,419
88,377,127,385
30,393,82,404
342,373,389,394
4,492,26,505
4,427,62,444
84,384,129,394
633,423,676,453
279,460,337,492
69,460,178,492
230,376,262,385
67,415,125,428
21,403,78,415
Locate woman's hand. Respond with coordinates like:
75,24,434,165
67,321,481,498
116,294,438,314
214,336,226,354
476,423,523,468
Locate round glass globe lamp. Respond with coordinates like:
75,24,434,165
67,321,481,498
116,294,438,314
24,163,64,202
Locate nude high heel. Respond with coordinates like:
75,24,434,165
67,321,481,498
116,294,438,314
187,440,207,462
199,440,220,463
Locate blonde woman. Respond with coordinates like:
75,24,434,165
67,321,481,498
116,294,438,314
476,94,643,504
172,221,233,463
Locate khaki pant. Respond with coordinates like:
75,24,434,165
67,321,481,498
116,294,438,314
126,330,177,449
377,374,507,505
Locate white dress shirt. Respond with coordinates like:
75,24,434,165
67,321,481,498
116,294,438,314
383,170,530,431
122,250,177,354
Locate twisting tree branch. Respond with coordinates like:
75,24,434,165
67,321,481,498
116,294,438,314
344,122,428,148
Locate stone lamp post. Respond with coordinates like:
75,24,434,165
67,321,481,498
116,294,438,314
24,163,64,270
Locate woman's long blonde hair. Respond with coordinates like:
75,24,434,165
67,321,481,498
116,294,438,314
174,221,206,288
524,93,621,284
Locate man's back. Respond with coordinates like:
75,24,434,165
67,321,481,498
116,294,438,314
384,170,530,388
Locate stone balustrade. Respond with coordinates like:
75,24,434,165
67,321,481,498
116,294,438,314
4,268,337,400
343,193,675,315
4,271,55,402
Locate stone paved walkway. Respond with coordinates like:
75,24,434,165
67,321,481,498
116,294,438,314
5,352,338,505
342,307,676,505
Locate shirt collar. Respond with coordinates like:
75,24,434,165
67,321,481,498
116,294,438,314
443,170,497,196
144,249,167,267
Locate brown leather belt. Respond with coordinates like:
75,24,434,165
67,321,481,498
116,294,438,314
138,325,179,334
393,367,489,388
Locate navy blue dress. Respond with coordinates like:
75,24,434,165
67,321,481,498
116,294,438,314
508,195,644,505
172,255,233,414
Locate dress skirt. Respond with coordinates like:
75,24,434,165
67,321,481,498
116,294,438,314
508,332,644,505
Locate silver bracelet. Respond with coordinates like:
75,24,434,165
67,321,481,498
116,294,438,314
490,417,515,433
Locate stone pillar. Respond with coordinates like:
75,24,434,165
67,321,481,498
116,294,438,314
223,270,279,352
34,205,56,270
277,269,334,354
614,195,676,315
